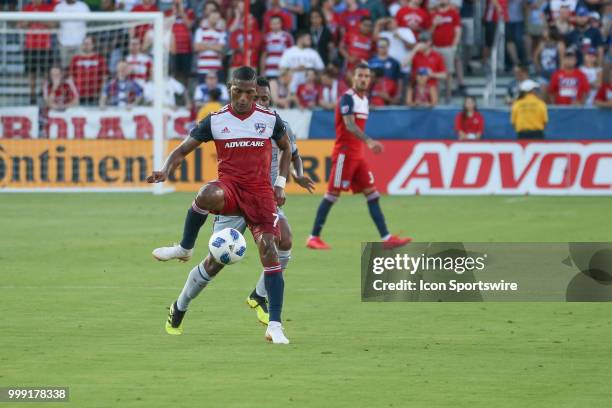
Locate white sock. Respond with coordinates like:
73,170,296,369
177,262,212,311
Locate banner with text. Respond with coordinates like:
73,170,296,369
1,140,611,194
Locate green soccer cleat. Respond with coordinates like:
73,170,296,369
246,292,269,325
165,301,186,335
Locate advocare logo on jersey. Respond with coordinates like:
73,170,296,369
224,140,266,148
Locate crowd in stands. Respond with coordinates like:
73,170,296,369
10,0,612,116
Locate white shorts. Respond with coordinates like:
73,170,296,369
213,207,286,233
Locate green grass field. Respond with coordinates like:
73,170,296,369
2,194,612,407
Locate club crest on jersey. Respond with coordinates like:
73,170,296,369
341,104,350,114
254,122,267,134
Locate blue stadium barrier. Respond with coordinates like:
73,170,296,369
308,107,612,140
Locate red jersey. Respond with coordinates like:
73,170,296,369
229,28,263,68
549,69,590,105
412,84,434,105
131,4,159,41
595,83,612,103
126,53,152,84
263,9,293,32
334,89,369,159
44,80,78,106
395,6,431,33
411,50,446,87
454,111,484,135
69,54,108,98
343,31,374,67
263,31,293,77
337,8,370,34
23,3,53,49
190,104,285,187
370,78,398,106
172,19,193,54
296,83,321,108
483,0,508,22
432,7,461,47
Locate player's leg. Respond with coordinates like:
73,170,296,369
248,211,291,324
354,161,412,249
307,154,349,249
153,183,227,262
254,231,289,344
165,255,224,335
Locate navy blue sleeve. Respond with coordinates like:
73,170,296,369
190,114,213,142
339,93,354,116
271,113,286,141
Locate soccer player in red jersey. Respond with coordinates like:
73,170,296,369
306,64,412,250
147,67,293,344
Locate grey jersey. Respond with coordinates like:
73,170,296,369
270,120,298,185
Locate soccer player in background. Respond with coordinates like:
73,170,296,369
306,63,412,250
147,67,293,344
153,77,314,326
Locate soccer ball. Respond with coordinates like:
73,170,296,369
208,228,247,265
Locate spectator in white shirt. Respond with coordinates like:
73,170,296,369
278,30,325,93
54,0,91,68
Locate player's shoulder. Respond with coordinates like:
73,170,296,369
253,103,277,117
210,104,231,116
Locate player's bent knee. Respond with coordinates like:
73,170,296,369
195,184,225,212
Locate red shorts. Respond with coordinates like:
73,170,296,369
327,153,375,194
211,179,280,239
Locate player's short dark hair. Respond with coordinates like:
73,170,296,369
231,66,257,83
354,63,370,72
256,76,270,90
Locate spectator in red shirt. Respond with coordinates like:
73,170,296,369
43,66,79,111
594,69,612,108
69,36,108,105
548,49,590,105
126,37,152,86
340,16,375,71
404,31,447,90
483,0,508,69
395,0,431,36
337,0,371,35
167,0,194,87
455,96,484,140
263,0,293,32
131,0,159,51
431,0,461,103
369,67,399,106
20,0,54,104
296,69,321,109
261,16,294,78
228,16,263,76
406,67,438,106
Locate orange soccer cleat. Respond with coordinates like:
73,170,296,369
306,236,331,250
382,235,412,250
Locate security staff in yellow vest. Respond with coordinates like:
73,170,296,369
511,79,548,139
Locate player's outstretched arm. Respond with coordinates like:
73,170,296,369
291,152,315,193
274,132,292,206
146,137,202,183
342,114,384,154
